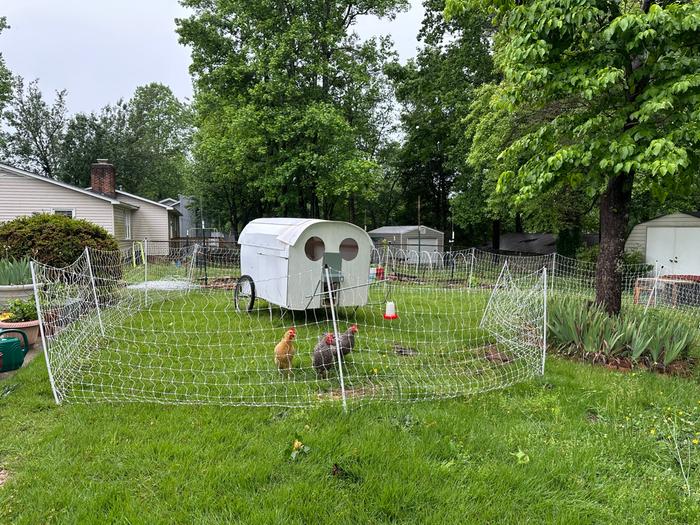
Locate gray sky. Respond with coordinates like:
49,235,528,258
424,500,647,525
1,1,423,115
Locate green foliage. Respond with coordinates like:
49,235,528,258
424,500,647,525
577,246,648,268
388,0,495,233
548,297,696,368
178,0,406,231
0,257,31,286
2,297,38,322
0,17,12,117
0,213,118,267
0,78,67,177
58,83,193,200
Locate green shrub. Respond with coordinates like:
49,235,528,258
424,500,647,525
0,257,31,285
548,297,696,369
0,213,118,268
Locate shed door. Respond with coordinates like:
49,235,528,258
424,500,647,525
647,227,700,276
675,228,700,275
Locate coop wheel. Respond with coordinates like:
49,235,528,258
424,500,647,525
234,275,256,312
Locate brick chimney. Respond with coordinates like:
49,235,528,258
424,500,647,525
90,159,116,198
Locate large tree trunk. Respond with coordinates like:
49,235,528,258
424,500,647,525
595,171,634,315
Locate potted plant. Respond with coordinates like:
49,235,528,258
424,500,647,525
0,298,40,347
0,257,37,306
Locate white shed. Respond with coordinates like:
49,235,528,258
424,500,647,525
625,212,700,276
368,225,444,264
237,218,374,310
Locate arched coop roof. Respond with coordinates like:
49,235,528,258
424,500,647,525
238,218,372,253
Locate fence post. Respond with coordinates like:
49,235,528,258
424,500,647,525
85,247,105,336
325,266,347,413
551,253,557,293
144,238,149,302
644,261,660,313
468,248,475,289
542,266,548,376
30,261,61,405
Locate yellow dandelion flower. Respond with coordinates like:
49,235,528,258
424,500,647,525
650,428,656,435
292,439,303,451
693,439,699,445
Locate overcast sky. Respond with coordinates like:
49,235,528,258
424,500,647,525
1,1,424,115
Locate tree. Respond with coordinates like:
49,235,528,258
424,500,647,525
449,0,700,314
388,0,495,234
58,84,192,200
1,78,67,177
123,83,193,200
58,102,130,187
177,0,406,231
0,18,12,116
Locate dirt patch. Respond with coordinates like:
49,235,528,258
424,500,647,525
0,468,9,487
318,385,384,401
553,349,695,377
200,276,239,290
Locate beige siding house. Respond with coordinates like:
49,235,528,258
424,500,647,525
0,161,180,243
626,212,700,276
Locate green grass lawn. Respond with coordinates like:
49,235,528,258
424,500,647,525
3,275,700,523
46,284,537,406
2,354,700,523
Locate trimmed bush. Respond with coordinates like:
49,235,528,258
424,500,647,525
0,213,118,267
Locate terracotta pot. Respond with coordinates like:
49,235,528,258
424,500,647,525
0,319,40,348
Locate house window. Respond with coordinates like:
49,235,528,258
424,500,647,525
124,211,132,240
52,209,75,218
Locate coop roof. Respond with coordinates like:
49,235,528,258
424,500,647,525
239,217,371,251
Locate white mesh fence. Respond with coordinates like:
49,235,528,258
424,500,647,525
31,245,547,407
31,244,698,408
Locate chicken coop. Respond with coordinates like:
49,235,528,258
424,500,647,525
236,218,374,311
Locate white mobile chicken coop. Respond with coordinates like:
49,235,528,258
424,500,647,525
236,218,374,311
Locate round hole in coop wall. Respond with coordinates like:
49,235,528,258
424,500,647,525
340,238,359,261
305,236,325,261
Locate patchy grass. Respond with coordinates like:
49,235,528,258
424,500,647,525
2,354,700,523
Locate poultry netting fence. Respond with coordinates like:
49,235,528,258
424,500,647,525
31,243,699,408
30,245,548,407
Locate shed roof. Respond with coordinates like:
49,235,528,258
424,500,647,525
368,225,443,236
636,211,700,226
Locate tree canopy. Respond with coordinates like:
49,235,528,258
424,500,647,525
177,0,407,234
447,0,700,312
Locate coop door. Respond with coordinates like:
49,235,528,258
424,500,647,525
322,252,343,307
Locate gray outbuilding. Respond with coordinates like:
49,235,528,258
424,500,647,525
625,212,700,276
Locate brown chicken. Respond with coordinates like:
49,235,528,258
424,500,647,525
274,327,297,376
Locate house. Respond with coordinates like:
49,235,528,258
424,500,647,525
159,195,227,244
625,212,700,276
0,160,181,245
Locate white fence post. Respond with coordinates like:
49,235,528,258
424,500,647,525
30,261,61,405
144,238,149,303
325,266,347,412
551,253,557,293
468,248,475,289
644,261,660,313
542,266,548,376
85,247,105,336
